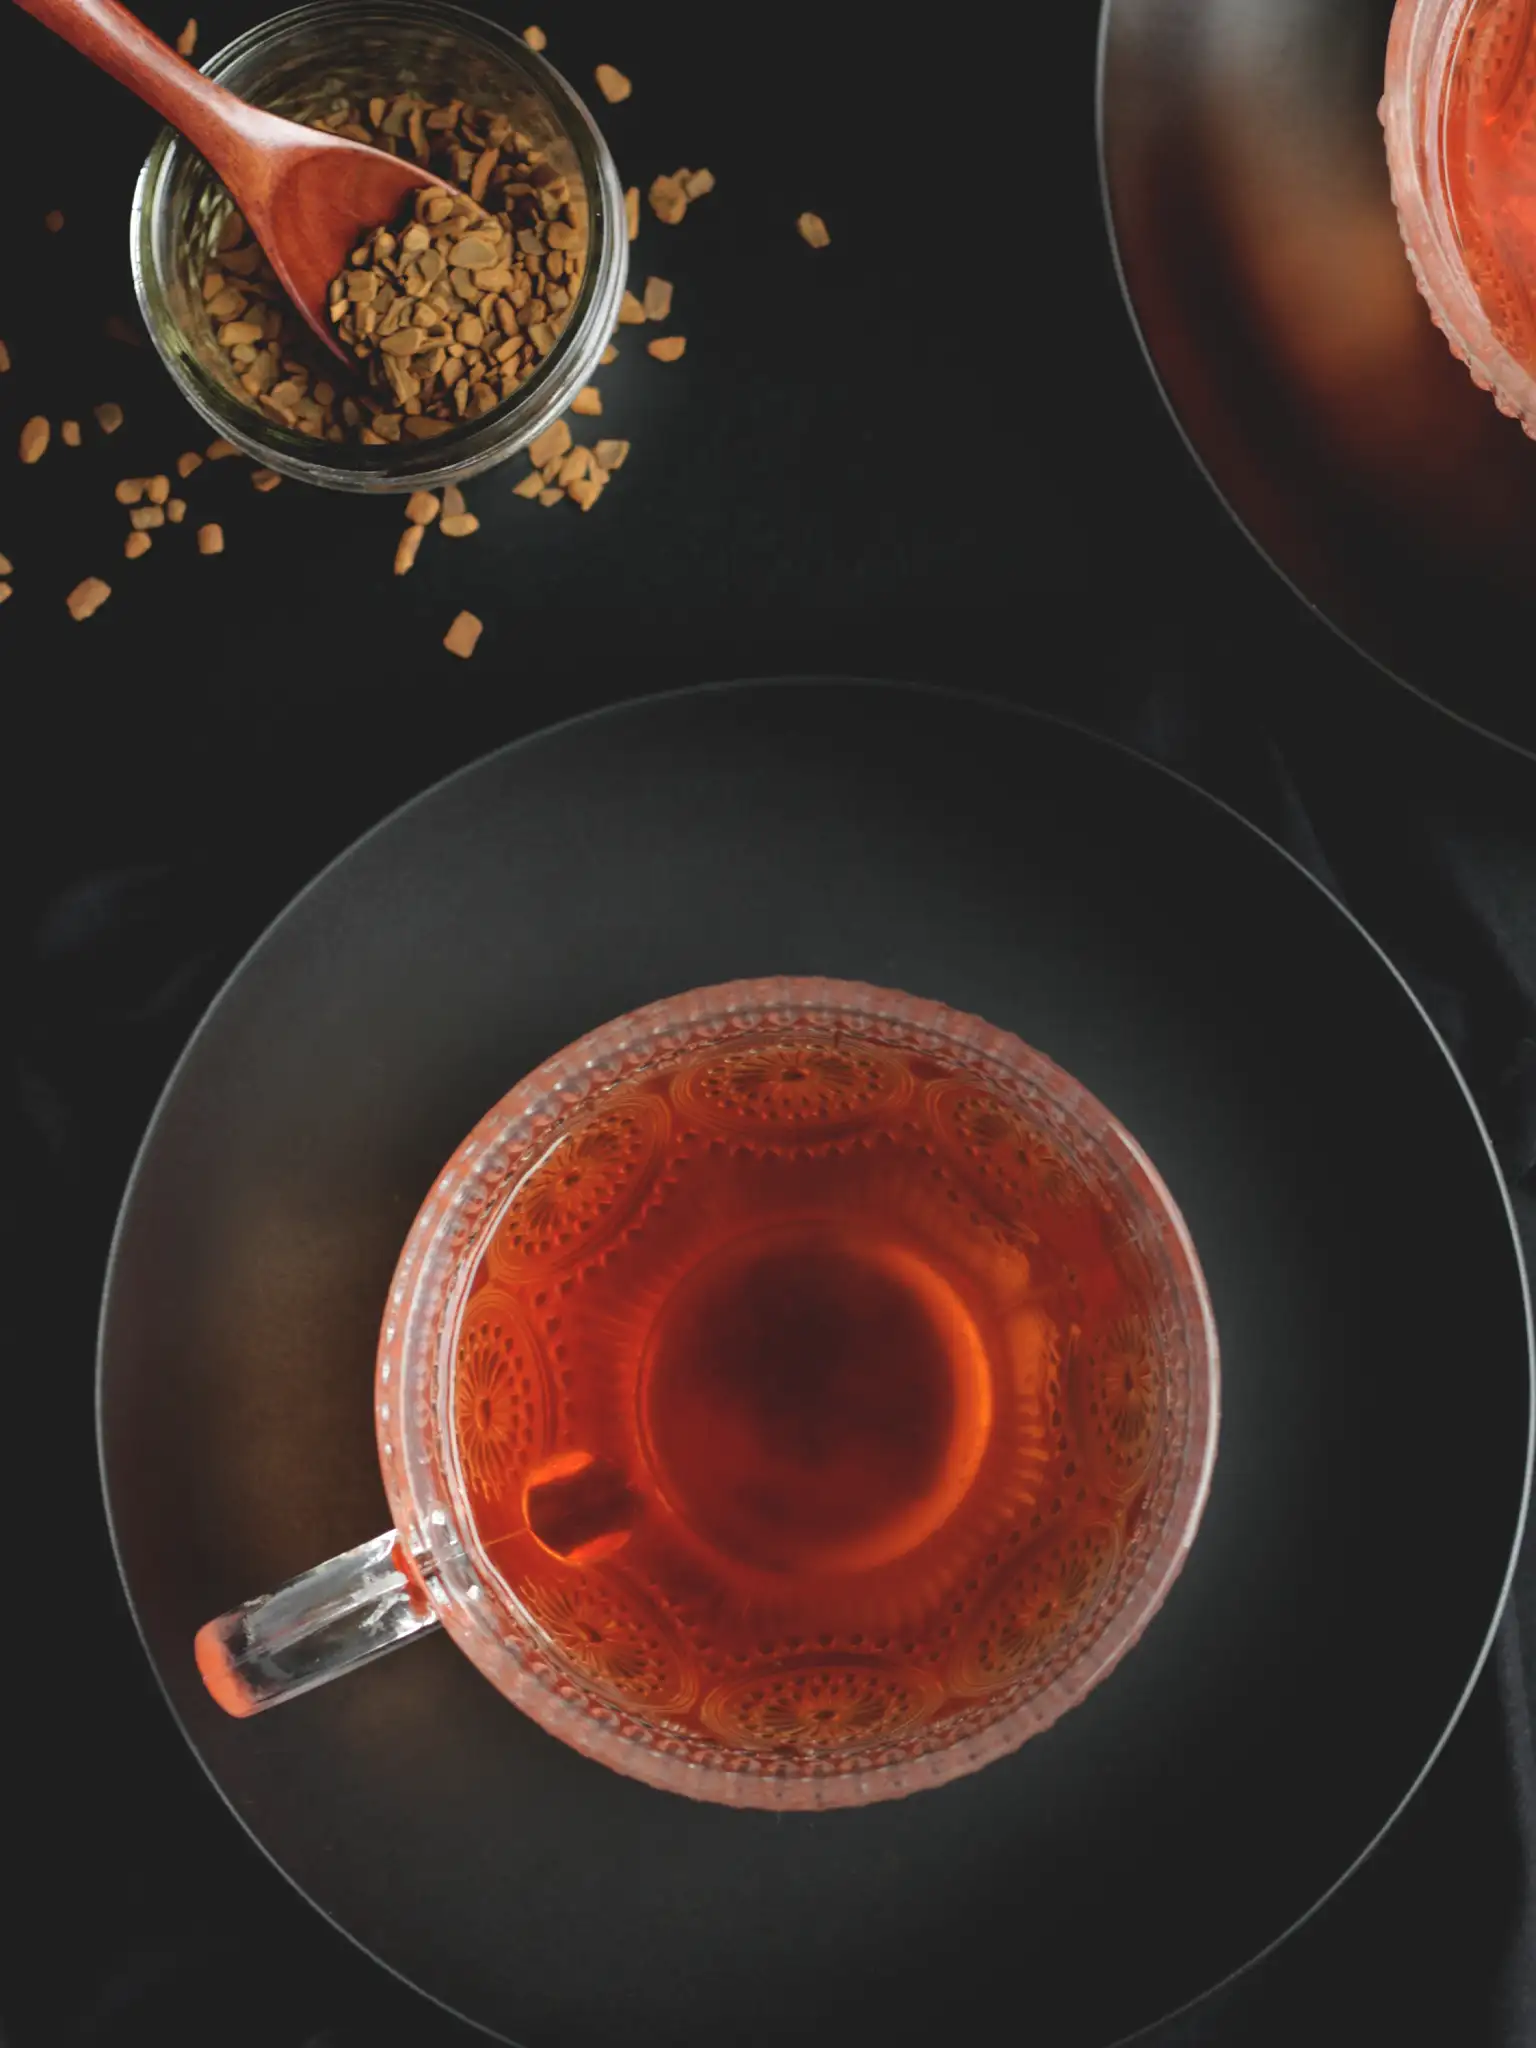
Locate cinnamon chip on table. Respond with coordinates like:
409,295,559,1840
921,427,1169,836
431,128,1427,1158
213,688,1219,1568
0,339,10,372
683,168,715,199
251,468,282,491
443,610,483,658
642,275,672,321
648,175,687,226
61,420,81,447
175,18,197,56
593,438,630,471
394,524,423,575
571,385,602,415
177,451,203,477
94,402,125,433
45,209,65,233
197,523,225,555
523,24,546,51
595,64,631,103
528,418,571,468
19,417,49,463
617,290,647,325
124,531,152,560
647,335,686,361
625,187,639,241
66,577,111,620
796,211,831,248
405,490,440,525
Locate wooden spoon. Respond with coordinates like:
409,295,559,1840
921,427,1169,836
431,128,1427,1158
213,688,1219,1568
14,0,454,357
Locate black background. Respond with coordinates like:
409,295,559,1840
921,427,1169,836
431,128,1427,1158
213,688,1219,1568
5,3,1533,2045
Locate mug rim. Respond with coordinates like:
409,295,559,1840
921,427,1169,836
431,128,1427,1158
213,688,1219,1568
374,974,1220,1809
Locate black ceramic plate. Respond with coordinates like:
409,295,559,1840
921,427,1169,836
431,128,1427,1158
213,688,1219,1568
99,682,1532,2048
1098,0,1536,756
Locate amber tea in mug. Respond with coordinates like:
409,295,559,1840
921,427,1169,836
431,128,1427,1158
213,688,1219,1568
197,979,1218,1810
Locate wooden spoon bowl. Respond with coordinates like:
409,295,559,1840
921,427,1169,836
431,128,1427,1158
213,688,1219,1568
14,0,455,355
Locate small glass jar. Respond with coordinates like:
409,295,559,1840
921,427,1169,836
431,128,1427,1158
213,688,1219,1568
1382,0,1536,439
132,0,627,491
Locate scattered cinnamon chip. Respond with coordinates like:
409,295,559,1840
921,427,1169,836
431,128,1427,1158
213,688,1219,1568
442,484,466,519
443,610,483,657
600,342,619,366
796,211,831,248
251,468,282,491
115,478,144,505
0,552,12,573
176,451,203,478
572,385,602,416
61,420,81,447
197,523,225,555
523,24,546,51
394,524,423,575
440,512,480,537
20,417,49,463
647,335,686,361
528,417,572,467
205,438,240,460
617,290,646,325
146,475,171,504
405,490,440,525
513,469,544,498
0,582,11,604
595,64,632,103
625,187,639,241
0,339,10,372
649,175,687,226
594,438,630,471
175,17,197,55
642,275,673,321
129,506,165,531
44,209,65,233
66,577,111,620
166,498,187,523
94,402,125,434
536,487,563,506
683,168,715,200
124,530,152,560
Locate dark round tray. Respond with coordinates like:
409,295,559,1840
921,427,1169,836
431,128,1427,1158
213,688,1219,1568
1099,0,1536,755
100,681,1532,2047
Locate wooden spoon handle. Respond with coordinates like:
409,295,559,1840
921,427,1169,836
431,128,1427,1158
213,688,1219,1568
12,0,274,192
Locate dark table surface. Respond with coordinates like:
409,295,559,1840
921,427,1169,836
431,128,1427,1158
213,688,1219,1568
7,4,1534,2044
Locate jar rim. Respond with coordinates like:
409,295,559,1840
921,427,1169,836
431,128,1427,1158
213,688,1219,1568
131,0,627,491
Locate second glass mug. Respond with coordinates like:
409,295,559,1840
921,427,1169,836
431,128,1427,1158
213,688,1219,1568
196,977,1219,1810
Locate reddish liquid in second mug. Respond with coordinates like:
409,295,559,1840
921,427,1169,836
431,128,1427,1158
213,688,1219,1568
451,1032,1165,1754
1444,0,1536,372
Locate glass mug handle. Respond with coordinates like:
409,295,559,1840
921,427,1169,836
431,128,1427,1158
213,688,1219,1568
195,1531,440,1717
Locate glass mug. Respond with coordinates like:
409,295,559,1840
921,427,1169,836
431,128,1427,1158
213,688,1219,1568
196,977,1219,1810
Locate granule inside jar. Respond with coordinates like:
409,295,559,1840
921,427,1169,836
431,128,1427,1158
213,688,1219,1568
195,93,589,447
